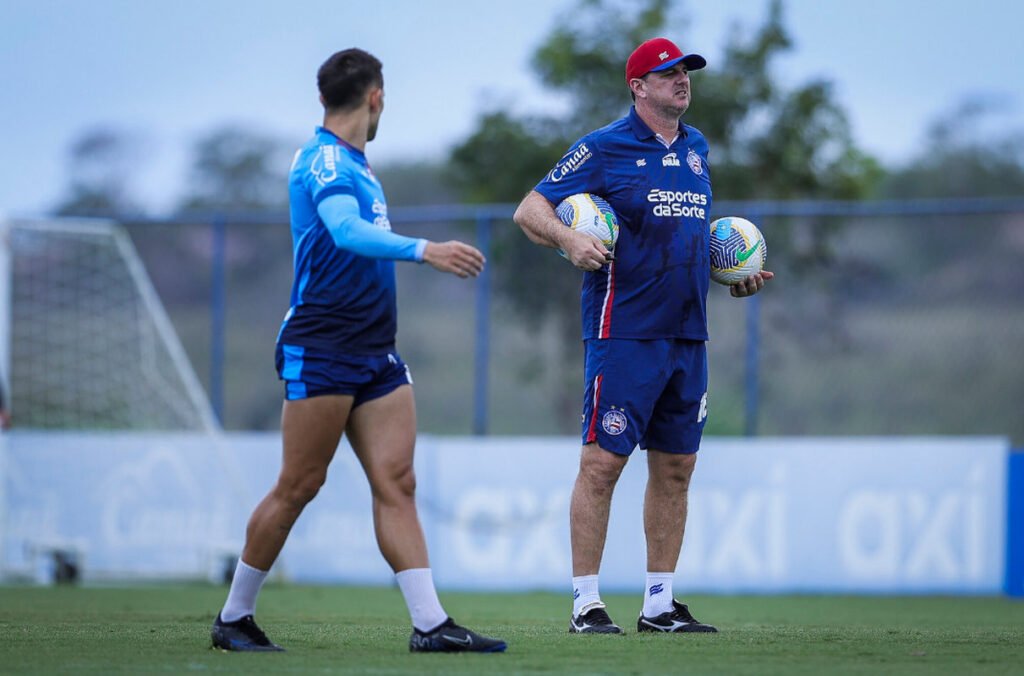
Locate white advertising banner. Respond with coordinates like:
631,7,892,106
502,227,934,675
0,433,1008,593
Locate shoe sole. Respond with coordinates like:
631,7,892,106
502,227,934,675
569,626,624,634
410,643,508,653
211,641,286,652
211,632,285,652
636,625,718,633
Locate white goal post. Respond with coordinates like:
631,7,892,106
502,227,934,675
0,217,257,583
0,217,218,431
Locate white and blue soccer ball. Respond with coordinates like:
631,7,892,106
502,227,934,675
555,193,620,258
709,216,766,285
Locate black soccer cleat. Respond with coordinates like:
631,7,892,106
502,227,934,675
569,604,624,634
409,617,507,653
637,599,718,633
211,613,285,652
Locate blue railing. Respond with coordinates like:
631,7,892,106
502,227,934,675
185,196,1024,434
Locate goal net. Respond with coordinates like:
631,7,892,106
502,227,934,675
1,218,217,431
0,218,244,584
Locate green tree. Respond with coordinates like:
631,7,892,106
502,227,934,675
375,161,462,206
872,99,1024,293
880,98,1024,199
178,126,291,213
54,127,143,216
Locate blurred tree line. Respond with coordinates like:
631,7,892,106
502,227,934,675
54,0,1024,228
48,0,1024,430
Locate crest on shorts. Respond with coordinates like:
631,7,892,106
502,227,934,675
602,409,628,435
687,148,703,175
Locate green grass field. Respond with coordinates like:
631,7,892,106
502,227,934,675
1,585,1022,674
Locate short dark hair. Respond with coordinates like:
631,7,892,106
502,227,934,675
317,48,383,112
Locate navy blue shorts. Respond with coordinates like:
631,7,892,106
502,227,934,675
275,343,413,405
582,338,708,456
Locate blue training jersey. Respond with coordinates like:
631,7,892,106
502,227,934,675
278,127,399,353
535,107,712,342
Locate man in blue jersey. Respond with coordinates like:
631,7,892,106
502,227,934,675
211,48,506,654
514,38,773,635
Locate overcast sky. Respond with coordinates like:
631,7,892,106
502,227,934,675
1,0,1020,215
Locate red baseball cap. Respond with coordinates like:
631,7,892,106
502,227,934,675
625,37,706,82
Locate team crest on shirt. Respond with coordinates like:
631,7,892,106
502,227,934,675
602,408,628,435
687,148,703,175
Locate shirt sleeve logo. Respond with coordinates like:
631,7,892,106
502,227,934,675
371,198,391,231
548,142,592,183
310,145,339,186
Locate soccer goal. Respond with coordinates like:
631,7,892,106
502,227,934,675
0,218,251,584
0,218,217,431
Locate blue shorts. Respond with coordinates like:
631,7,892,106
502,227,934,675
275,343,413,405
582,338,708,456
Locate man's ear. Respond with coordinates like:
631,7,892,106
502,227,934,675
629,78,646,99
368,87,384,112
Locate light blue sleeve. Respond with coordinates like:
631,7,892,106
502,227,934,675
317,193,428,262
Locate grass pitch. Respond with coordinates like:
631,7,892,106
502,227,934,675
1,585,1022,674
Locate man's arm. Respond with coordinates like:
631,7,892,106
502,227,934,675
512,190,611,272
318,194,484,277
318,193,426,261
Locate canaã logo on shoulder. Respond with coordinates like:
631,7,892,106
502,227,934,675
310,145,339,186
548,143,592,183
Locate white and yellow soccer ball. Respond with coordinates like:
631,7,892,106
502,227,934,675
555,193,620,258
709,216,767,285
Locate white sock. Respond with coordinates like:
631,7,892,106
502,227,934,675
572,574,602,617
642,572,675,617
395,568,447,632
221,559,269,622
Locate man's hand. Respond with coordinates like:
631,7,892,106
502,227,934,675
730,270,774,298
422,241,486,278
513,190,612,270
560,229,613,272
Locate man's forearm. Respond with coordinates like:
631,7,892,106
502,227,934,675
513,191,568,250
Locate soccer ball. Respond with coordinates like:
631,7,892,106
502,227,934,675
555,193,620,258
709,216,766,285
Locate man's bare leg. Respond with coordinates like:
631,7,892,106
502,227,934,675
241,395,353,569
214,395,353,649
570,443,629,576
346,384,428,572
568,443,628,631
643,450,696,574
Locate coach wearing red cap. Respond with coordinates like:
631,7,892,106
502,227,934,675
514,38,772,636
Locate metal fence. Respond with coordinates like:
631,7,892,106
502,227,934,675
109,198,1024,444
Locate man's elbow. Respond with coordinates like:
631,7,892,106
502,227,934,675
512,193,532,229
512,196,545,245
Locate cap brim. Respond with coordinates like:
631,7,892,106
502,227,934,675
650,53,706,72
